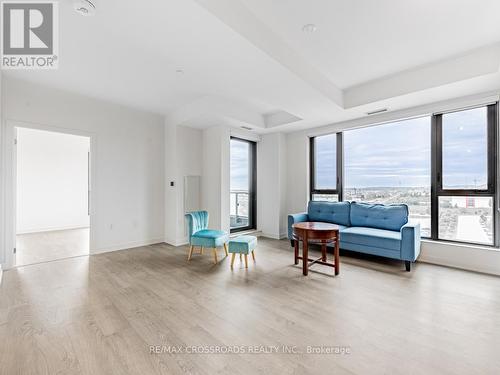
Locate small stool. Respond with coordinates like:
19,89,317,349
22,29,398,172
228,235,257,268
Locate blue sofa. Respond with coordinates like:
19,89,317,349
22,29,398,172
288,201,420,271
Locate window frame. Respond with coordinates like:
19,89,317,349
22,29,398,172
309,102,499,247
230,137,257,234
431,104,498,246
309,133,343,201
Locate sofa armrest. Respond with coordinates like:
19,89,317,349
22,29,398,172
288,212,309,239
400,223,421,261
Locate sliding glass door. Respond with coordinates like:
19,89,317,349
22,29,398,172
230,137,256,232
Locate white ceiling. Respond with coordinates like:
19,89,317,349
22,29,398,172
5,0,500,133
240,0,500,88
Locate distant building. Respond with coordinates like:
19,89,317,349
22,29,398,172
450,196,490,208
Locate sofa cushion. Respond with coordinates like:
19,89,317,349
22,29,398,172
340,226,401,252
350,202,408,231
308,201,350,226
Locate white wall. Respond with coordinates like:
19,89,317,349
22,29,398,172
285,131,309,216
1,77,165,267
16,128,90,234
257,133,287,239
0,71,3,277
164,123,203,245
278,133,288,237
201,126,231,232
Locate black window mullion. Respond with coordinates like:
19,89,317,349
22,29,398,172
431,114,439,240
488,103,499,246
337,133,343,202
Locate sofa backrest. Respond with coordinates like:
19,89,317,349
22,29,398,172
308,201,351,226
350,202,408,231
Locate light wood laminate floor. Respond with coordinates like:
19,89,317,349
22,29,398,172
1,238,499,375
16,228,89,266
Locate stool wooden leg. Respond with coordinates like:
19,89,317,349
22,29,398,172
230,253,236,268
251,250,255,261
187,245,194,261
212,248,218,264
244,254,248,268
223,243,229,257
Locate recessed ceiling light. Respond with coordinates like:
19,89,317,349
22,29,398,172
302,24,317,33
73,0,96,16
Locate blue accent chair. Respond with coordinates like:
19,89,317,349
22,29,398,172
288,201,421,271
185,211,229,264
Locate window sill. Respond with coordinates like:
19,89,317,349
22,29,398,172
421,239,500,252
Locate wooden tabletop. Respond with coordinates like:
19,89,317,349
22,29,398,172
292,222,340,231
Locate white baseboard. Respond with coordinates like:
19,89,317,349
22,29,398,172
164,237,188,247
17,225,90,235
91,238,164,255
419,240,500,276
260,232,286,240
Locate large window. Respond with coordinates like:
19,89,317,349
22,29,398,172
310,133,342,202
344,117,431,237
310,103,498,246
433,105,497,245
230,138,256,232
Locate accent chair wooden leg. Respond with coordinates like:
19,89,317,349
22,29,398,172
244,254,248,268
223,243,229,257
200,246,204,254
213,248,218,264
187,245,194,261
405,261,411,272
251,250,255,261
240,254,242,261
230,253,236,268
294,239,299,265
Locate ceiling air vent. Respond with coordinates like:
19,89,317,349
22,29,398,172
366,108,388,115
241,126,253,130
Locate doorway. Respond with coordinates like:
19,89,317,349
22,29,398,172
230,137,256,233
15,127,91,266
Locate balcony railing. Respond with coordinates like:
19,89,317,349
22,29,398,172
230,190,249,228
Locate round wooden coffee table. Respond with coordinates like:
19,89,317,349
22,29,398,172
292,222,340,276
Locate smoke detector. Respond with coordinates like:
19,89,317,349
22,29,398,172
74,0,96,16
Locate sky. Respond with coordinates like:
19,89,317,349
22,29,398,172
230,107,488,191
315,107,488,188
230,139,250,191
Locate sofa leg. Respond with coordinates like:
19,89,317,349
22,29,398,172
405,261,411,272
